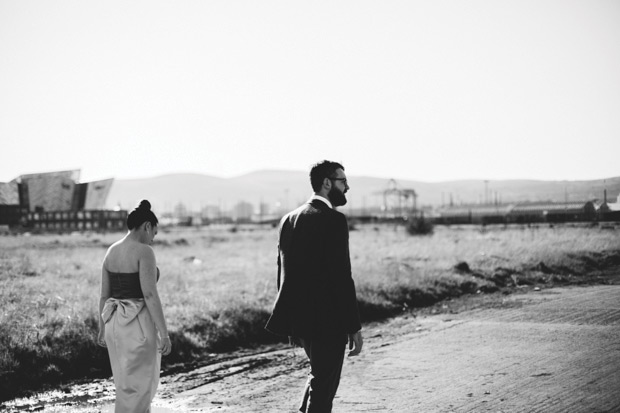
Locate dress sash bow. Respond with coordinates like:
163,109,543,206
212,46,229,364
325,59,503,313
102,298,146,326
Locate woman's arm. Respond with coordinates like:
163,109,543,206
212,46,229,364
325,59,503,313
97,254,112,347
139,246,172,355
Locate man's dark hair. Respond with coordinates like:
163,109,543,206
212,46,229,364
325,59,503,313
309,160,345,192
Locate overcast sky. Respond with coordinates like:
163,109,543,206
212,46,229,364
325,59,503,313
1,0,619,183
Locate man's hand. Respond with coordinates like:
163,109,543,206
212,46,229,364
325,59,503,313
348,331,363,357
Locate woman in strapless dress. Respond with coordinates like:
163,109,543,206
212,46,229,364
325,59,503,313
97,199,172,412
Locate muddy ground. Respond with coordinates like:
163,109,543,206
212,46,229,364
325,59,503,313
3,284,619,412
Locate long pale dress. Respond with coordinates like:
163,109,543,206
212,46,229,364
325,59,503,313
102,271,161,413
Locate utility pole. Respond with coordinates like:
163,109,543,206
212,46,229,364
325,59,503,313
565,185,568,222
484,180,489,205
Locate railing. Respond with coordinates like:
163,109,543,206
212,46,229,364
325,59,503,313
26,210,128,231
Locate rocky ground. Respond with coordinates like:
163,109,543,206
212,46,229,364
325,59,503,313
3,284,619,412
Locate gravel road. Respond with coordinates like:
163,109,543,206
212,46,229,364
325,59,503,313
7,285,617,412
149,285,620,413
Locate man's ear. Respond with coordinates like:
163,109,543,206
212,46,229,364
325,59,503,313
143,222,150,232
323,177,332,190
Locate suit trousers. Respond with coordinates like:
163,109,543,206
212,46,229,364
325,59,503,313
298,335,347,413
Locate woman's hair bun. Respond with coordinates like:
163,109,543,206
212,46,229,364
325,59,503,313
127,199,158,230
137,200,151,211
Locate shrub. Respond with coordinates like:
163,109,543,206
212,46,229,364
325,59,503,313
405,215,434,236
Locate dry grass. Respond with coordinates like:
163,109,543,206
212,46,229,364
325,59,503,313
1,223,619,401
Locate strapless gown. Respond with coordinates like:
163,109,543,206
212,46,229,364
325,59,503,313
102,271,161,413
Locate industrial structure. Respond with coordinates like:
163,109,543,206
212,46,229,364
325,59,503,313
0,170,126,231
378,179,618,225
381,179,418,218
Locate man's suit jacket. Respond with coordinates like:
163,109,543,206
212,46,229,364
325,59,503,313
265,199,361,339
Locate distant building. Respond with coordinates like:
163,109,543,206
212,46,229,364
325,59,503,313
0,180,27,227
173,202,189,219
17,170,79,212
597,190,620,221
5,170,113,213
0,181,19,205
201,204,222,220
435,201,597,225
435,204,513,225
509,202,596,223
233,201,254,222
0,170,122,230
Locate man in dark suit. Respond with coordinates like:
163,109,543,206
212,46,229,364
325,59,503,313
265,160,363,413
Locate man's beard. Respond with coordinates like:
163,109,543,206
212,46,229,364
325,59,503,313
328,186,347,207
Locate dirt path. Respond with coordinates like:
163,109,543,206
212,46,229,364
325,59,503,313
4,285,619,412
151,285,620,412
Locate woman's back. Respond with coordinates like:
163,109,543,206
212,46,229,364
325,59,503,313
104,238,147,274
104,238,159,299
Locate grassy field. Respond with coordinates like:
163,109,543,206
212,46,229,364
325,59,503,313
1,222,619,402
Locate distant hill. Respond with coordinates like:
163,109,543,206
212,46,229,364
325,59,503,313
106,171,620,214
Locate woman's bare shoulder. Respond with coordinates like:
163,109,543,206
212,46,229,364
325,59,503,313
136,243,156,261
101,238,122,269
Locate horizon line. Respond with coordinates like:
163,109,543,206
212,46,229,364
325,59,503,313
2,168,619,184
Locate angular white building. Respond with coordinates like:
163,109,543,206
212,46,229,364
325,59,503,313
0,170,120,229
